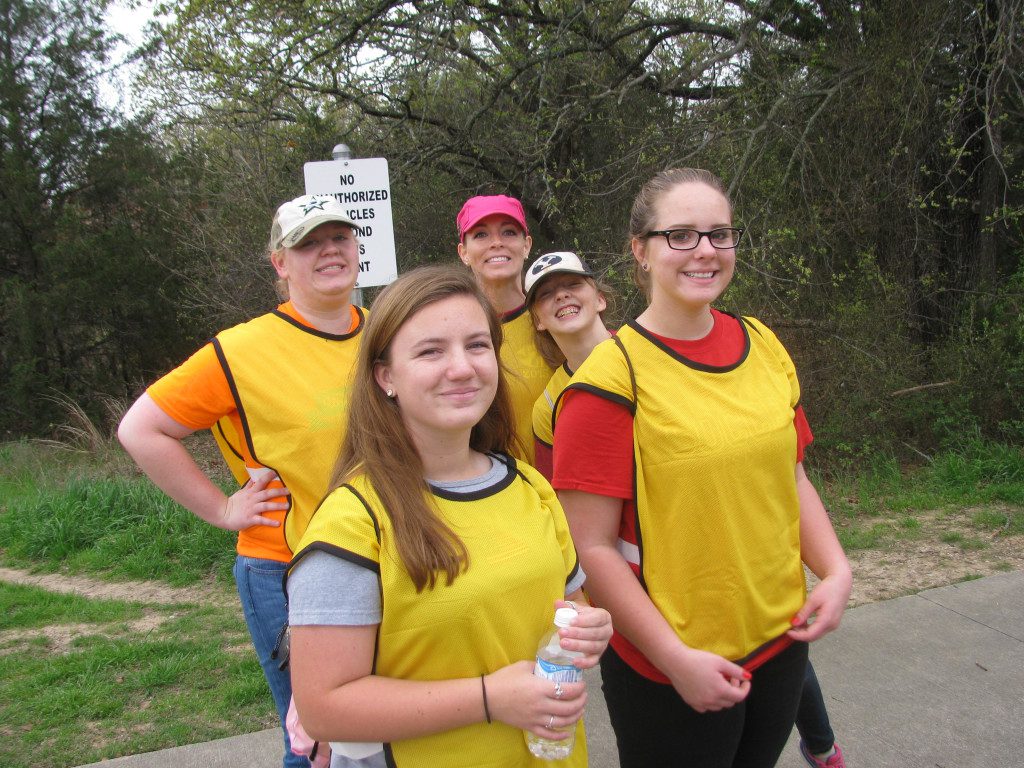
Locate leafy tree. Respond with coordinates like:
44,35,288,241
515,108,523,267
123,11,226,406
0,0,198,435
145,0,1023,454
154,0,748,239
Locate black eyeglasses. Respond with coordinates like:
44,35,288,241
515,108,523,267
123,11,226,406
642,227,744,250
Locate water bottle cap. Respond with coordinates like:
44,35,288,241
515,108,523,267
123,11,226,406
553,607,578,628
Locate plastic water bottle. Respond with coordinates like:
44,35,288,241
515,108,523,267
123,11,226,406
526,607,583,760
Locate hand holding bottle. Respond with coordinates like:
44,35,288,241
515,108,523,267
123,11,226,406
552,599,612,669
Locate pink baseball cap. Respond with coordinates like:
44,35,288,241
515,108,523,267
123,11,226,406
456,195,529,240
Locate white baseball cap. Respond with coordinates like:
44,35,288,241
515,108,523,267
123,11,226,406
269,194,358,251
524,251,593,304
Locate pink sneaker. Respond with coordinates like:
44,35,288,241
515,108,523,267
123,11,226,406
799,740,846,767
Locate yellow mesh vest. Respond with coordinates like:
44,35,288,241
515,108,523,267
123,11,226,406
532,364,572,448
502,309,554,464
289,459,587,768
561,317,806,660
212,308,365,559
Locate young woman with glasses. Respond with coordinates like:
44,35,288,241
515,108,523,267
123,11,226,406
551,168,851,768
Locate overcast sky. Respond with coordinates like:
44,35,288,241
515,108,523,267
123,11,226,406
101,0,158,112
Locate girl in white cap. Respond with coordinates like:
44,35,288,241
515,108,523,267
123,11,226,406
523,251,613,479
119,194,366,768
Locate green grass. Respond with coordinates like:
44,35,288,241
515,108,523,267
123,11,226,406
0,474,237,586
0,436,272,768
0,581,145,631
818,438,1024,550
0,603,273,767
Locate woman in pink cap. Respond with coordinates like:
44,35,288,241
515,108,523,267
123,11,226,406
456,194,553,463
118,194,367,768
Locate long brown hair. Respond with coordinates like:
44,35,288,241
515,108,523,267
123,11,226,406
330,265,516,591
628,168,733,297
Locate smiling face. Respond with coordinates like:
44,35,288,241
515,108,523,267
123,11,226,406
457,214,532,291
531,273,607,338
270,221,358,309
632,181,736,315
373,294,499,447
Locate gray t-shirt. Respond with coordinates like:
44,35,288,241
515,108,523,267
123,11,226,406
287,454,585,767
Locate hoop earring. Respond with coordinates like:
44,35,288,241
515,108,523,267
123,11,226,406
386,389,395,398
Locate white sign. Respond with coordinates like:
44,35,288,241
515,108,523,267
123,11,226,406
304,157,398,288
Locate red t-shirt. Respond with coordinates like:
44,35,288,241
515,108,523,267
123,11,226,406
553,310,811,496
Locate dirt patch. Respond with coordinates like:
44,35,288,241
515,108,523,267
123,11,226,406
0,615,171,656
2,510,1021,624
816,509,1024,605
0,566,234,607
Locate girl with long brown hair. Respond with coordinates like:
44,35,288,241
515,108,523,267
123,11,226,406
285,266,611,767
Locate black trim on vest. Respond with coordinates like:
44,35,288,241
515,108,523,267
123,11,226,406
429,453,517,502
612,335,638,404
624,312,751,373
739,317,801,412
212,337,256,459
340,484,385,689
344,484,383,544
289,540,381,575
606,335,647,593
557,382,635,415
499,303,528,323
541,362,576,444
630,439,648,593
565,555,581,588
214,421,246,475
212,336,292,519
270,305,366,341
285,486,383,579
740,315,764,337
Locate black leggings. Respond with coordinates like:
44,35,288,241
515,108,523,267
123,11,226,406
795,661,836,754
599,640,809,768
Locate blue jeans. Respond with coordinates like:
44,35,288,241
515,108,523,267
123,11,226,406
234,555,309,768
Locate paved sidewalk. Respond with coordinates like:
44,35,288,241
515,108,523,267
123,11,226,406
77,570,1024,768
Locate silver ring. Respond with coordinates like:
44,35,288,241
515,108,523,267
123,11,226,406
547,714,555,729
554,682,564,699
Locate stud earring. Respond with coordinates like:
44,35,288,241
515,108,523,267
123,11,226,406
386,389,395,398
641,262,650,272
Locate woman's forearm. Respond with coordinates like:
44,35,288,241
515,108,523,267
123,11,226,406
291,625,587,742
118,394,230,526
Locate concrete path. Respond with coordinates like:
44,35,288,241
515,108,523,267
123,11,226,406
76,570,1024,767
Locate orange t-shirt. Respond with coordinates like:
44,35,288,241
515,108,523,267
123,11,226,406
147,302,362,561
